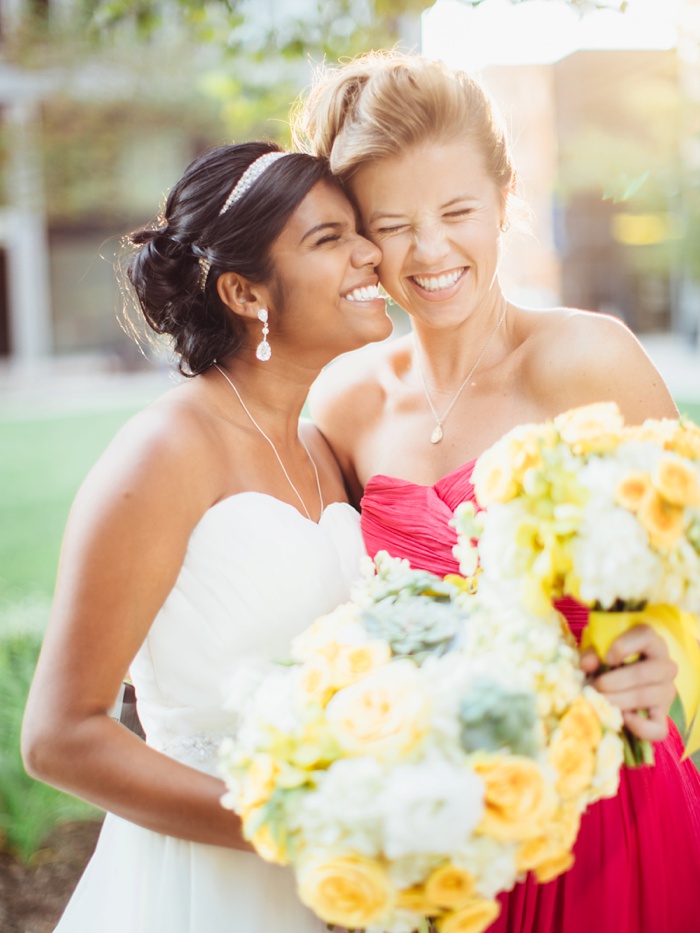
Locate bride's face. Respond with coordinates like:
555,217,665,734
266,180,392,359
349,139,508,329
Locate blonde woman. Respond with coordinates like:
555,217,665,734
296,51,700,932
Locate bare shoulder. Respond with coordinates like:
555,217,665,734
523,307,677,423
75,382,226,531
309,340,399,442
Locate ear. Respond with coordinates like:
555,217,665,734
217,272,269,320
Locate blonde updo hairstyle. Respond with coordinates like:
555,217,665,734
293,50,517,214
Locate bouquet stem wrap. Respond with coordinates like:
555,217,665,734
581,605,700,760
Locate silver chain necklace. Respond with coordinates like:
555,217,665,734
415,298,507,444
214,364,324,521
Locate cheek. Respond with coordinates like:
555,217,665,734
375,241,406,286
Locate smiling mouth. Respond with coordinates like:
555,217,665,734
344,284,381,302
411,268,467,292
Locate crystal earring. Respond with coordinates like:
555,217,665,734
256,309,271,362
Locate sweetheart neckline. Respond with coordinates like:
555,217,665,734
202,491,357,527
364,457,478,493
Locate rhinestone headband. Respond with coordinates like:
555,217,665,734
219,150,289,216
198,151,290,291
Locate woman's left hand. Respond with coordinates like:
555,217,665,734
580,624,678,743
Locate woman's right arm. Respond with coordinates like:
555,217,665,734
21,402,252,851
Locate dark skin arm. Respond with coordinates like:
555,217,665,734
21,403,252,850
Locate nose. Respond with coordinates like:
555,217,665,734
352,233,382,268
412,222,450,266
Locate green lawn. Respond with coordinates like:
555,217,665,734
0,409,140,606
677,400,700,423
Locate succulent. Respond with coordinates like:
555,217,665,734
458,678,538,757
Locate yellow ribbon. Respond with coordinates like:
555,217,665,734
581,605,700,759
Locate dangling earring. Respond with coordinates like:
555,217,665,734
256,308,271,361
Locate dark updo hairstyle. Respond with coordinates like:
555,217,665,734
123,142,335,376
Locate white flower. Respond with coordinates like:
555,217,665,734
571,502,661,607
290,757,385,855
453,836,519,899
379,760,485,858
590,732,624,801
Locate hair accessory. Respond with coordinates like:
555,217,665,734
256,308,271,362
219,151,289,216
415,297,507,444
198,256,212,291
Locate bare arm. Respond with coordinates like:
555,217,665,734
542,313,679,739
21,404,251,850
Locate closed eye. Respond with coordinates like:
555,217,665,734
316,233,342,245
375,224,408,236
444,209,473,219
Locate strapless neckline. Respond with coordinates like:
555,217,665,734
203,492,356,528
365,457,478,492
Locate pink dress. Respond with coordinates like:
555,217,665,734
361,460,700,932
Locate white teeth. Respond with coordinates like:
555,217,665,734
345,285,380,302
413,269,464,291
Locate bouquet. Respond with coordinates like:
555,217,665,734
454,402,700,764
219,553,623,933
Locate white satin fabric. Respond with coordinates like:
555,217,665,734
54,494,365,933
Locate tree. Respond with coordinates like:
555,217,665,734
76,0,629,62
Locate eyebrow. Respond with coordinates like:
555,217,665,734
300,222,344,244
367,196,477,224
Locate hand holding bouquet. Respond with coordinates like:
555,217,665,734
454,403,700,764
219,553,623,933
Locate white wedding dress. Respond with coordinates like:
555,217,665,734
54,493,366,933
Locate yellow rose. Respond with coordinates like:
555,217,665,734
652,455,700,507
425,863,476,910
249,822,288,865
559,697,603,750
325,659,429,758
332,639,392,688
472,438,519,505
534,849,575,884
515,802,580,878
549,733,596,798
436,898,501,933
615,471,652,512
298,655,335,706
297,854,394,928
592,732,624,800
396,885,442,914
670,421,700,461
554,402,624,454
292,718,341,770
238,753,278,816
474,756,557,842
290,604,362,662
636,491,686,549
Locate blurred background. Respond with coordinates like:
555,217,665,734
1,1,699,928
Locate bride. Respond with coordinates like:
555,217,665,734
21,141,392,932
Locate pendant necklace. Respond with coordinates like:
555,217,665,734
214,364,323,521
415,298,507,445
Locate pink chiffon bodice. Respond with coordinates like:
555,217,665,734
361,459,700,933
361,459,588,639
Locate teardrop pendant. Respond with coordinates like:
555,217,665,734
256,339,271,362
430,423,443,444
